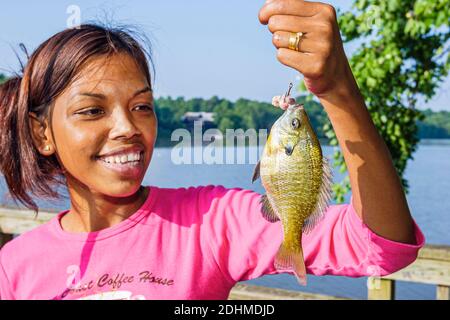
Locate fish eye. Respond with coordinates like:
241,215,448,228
291,118,300,129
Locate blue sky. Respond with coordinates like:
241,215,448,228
0,0,448,110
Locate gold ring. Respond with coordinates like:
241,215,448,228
288,32,304,52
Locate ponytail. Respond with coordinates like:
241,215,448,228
0,77,33,209
0,75,62,213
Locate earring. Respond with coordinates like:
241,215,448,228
44,145,51,152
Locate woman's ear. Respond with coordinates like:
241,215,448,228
28,112,55,156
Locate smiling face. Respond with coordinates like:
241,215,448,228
41,53,157,198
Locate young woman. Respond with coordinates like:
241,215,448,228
0,1,424,300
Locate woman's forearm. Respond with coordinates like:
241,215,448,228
258,0,416,244
319,67,416,244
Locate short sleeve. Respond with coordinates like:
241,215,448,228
202,185,425,283
300,196,425,277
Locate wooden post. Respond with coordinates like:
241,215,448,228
0,232,13,249
437,285,450,300
368,277,395,300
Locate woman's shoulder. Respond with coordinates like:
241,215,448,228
0,213,59,266
153,184,227,194
148,184,260,225
152,184,257,207
155,184,258,195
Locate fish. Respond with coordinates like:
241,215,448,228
252,87,332,285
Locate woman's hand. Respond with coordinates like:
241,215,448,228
258,0,356,99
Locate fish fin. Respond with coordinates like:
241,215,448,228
260,194,280,223
251,160,261,183
304,156,333,234
275,241,307,286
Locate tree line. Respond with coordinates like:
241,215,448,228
154,95,330,145
154,95,449,144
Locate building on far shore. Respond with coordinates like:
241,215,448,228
181,112,221,141
181,112,216,131
181,112,215,125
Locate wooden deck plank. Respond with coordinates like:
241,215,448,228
229,283,349,300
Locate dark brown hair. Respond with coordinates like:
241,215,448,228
0,23,154,213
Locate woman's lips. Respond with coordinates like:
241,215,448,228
96,152,145,178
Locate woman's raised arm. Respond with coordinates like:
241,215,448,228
259,0,416,244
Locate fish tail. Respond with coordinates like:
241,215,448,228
275,241,307,286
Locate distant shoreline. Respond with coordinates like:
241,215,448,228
418,138,450,145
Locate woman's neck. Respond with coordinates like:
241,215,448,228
61,184,149,233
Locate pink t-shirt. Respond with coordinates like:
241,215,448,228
0,185,424,300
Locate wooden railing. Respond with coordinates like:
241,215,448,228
1,206,449,300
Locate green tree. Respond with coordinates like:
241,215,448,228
0,74,6,84
301,0,450,203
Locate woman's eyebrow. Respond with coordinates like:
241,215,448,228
132,86,152,97
77,86,152,99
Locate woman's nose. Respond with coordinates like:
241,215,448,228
109,107,141,140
